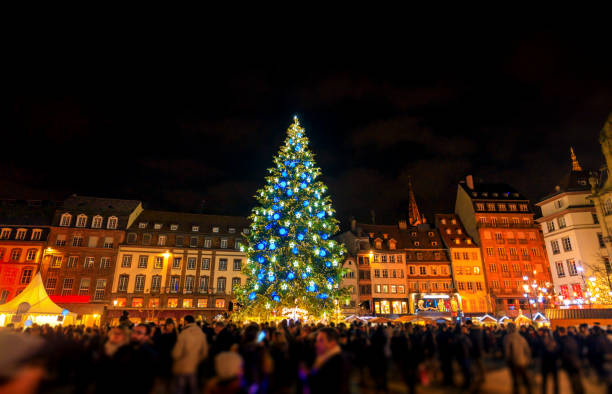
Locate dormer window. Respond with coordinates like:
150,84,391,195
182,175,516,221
432,241,438,246
451,219,457,225
455,238,460,245
428,231,434,237
0,228,11,239
107,216,118,229
92,216,103,229
411,232,417,237
76,214,88,228
212,227,220,233
138,222,147,229
389,239,397,250
441,219,447,224
154,223,162,230
457,229,462,234
492,193,499,197
229,227,236,234
15,229,27,240
467,239,472,245
414,241,420,246
31,229,42,241
192,226,199,232
170,224,178,231
374,239,382,249
482,192,488,197
59,213,72,227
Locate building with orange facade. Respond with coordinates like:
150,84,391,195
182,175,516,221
455,176,553,316
436,213,491,314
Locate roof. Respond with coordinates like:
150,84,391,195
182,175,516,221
130,210,249,233
459,182,527,201
61,195,141,215
353,222,446,251
0,274,67,315
545,308,612,320
434,213,478,248
539,149,593,202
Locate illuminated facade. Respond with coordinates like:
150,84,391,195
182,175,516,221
41,196,143,318
435,213,491,314
455,176,553,316
537,149,608,306
109,211,249,323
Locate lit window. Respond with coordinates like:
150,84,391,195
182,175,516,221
26,249,37,261
76,215,88,228
149,298,160,307
212,227,220,233
107,216,118,229
132,298,143,307
167,298,178,308
215,298,225,308
59,214,72,227
192,226,199,232
158,235,167,246
198,299,207,308
139,222,148,229
92,216,103,228
170,224,179,231
183,299,193,308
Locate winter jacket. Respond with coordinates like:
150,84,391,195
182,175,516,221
503,331,531,368
172,323,208,374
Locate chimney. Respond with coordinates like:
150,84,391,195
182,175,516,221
466,175,474,190
398,220,407,230
350,217,357,232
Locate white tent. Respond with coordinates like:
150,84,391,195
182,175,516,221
0,273,74,326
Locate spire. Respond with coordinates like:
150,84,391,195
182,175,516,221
407,177,425,225
570,147,582,171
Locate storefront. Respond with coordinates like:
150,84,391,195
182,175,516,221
372,298,409,315
50,295,104,327
410,293,460,315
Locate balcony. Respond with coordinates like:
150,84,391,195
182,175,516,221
477,222,537,229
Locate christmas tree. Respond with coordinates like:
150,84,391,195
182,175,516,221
236,117,348,319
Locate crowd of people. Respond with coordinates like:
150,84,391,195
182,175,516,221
1,315,611,394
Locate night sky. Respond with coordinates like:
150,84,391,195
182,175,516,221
5,27,612,227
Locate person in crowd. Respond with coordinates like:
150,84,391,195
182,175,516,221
466,319,485,389
302,326,349,394
454,324,473,390
558,326,584,394
538,328,559,394
204,351,246,394
503,322,532,394
436,322,454,386
172,315,208,394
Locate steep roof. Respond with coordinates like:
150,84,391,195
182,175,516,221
540,148,592,201
434,213,478,249
459,182,527,201
61,195,142,215
354,222,446,251
130,210,249,233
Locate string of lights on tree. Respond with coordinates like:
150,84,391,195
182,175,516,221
235,117,348,318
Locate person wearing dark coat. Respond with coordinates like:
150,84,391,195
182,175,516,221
466,319,485,387
558,327,584,394
538,328,559,394
436,323,454,386
304,327,349,394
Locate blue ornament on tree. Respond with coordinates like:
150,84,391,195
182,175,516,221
257,256,265,263
303,200,309,207
290,161,296,168
320,249,327,257
301,173,306,179
301,272,308,279
325,261,332,267
269,242,276,250
281,171,287,177
292,246,299,254
297,233,305,241
273,213,280,220
321,233,329,240
249,292,257,301
279,181,287,188
287,272,295,280
297,132,302,138
279,228,288,236
287,189,293,196
308,284,316,292
300,182,307,189
317,211,325,219
257,242,265,250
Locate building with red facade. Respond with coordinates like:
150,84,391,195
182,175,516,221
455,176,553,316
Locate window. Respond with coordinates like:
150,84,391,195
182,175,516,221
551,240,560,254
173,257,181,269
215,299,225,308
497,203,507,211
127,233,137,244
204,239,212,248
94,279,106,300
381,255,387,263
0,229,10,240
103,237,114,248
220,239,228,248
88,236,99,248
487,203,496,211
138,256,148,269
509,204,517,211
76,214,87,227
167,298,178,308
132,298,144,307
107,216,118,229
201,258,210,270
199,276,209,292
476,203,485,211
100,257,110,269
192,225,199,232
229,227,236,234
512,263,520,272
476,282,483,291
232,277,241,292
212,227,220,233
382,269,388,278
72,236,83,247
15,229,26,240
217,277,226,293
532,247,542,257
416,252,423,260
374,269,380,278
521,247,529,257
60,213,72,227
562,237,572,252
458,282,465,290
9,248,22,261
498,248,506,259
122,255,132,268
46,278,57,294
555,261,565,277
558,216,566,229
62,278,74,295
79,278,90,295
142,234,152,245
139,222,148,229
198,299,207,308
92,216,103,228
187,257,196,270
151,275,161,292
409,266,415,275
183,299,193,308
51,256,62,268
572,283,583,299
397,255,403,263
501,263,509,272
158,235,167,246
419,266,426,275
486,247,494,256
26,249,37,261
495,232,503,242
547,221,555,232
519,204,528,212
382,285,388,293
171,224,178,231
154,256,163,269
149,298,160,307
153,223,162,230
567,259,578,276
169,276,180,293
489,264,497,273
175,236,184,246
218,259,227,271
185,276,194,293
117,275,129,291
598,233,606,248
233,259,242,271
190,236,198,248
20,269,33,284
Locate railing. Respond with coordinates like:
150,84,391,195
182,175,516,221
477,222,537,229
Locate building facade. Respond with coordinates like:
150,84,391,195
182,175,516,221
41,196,143,321
108,211,249,323
537,149,608,306
455,176,553,316
436,213,491,314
